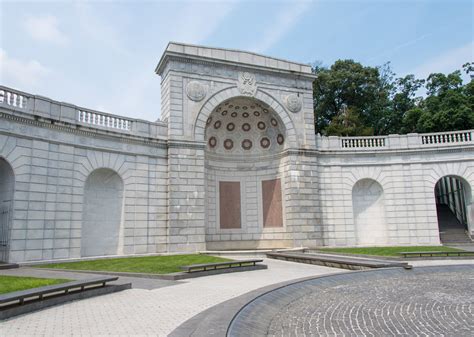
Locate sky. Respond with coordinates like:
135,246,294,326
1,0,473,122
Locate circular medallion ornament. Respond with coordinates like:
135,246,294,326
277,134,285,145
221,110,228,116
224,139,234,150
253,111,261,117
242,123,251,132
186,81,206,101
242,106,248,110
235,106,240,110
226,123,235,131
263,109,269,113
242,139,253,150
260,137,270,149
271,118,278,127
206,117,212,125
231,112,238,118
242,112,249,118
214,121,221,129
257,121,266,130
286,93,302,113
208,136,217,148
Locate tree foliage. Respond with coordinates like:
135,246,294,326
313,60,474,136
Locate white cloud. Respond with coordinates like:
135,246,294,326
0,49,51,88
246,1,311,53
406,41,473,80
23,14,68,45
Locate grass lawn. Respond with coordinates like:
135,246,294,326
316,246,465,257
34,254,231,274
0,275,70,294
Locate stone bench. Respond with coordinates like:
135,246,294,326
180,259,263,273
399,251,474,258
0,276,118,307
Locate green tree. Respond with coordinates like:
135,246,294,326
325,105,373,136
387,75,424,134
313,60,391,135
403,70,474,132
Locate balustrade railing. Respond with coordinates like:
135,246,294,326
0,89,28,109
318,129,473,151
421,130,472,145
77,110,131,131
341,137,386,148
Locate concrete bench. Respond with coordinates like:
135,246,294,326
399,251,474,258
0,276,118,307
180,259,263,273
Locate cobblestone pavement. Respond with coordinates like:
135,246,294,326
229,265,474,337
0,258,344,336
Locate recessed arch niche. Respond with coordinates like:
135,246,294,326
204,97,287,249
82,168,124,257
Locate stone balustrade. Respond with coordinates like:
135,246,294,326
0,88,28,109
318,130,474,151
0,85,167,138
77,110,131,131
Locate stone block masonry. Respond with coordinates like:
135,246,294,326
0,42,473,262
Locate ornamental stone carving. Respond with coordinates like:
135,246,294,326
285,93,302,113
186,81,207,101
238,72,257,96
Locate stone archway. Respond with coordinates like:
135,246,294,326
435,176,472,243
204,96,288,249
0,158,14,262
82,168,124,257
352,179,388,246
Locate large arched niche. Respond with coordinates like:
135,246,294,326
82,168,124,257
194,87,298,148
204,96,288,250
0,158,14,262
352,178,388,246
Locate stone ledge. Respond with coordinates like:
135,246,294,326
34,264,268,281
0,283,131,320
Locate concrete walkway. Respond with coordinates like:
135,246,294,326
0,258,345,336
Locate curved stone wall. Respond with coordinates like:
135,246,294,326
0,42,473,262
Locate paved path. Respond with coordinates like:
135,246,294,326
228,265,474,337
0,258,345,336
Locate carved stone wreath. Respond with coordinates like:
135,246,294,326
286,93,302,113
238,72,257,96
186,81,207,101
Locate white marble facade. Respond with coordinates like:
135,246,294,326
0,42,473,262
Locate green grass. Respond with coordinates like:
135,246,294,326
34,254,231,274
0,275,70,294
316,246,465,257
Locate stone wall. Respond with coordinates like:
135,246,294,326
0,43,473,262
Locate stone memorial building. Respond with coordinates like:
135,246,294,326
0,42,473,263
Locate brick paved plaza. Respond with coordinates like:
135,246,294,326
228,265,474,337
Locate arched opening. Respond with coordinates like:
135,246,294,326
435,176,472,244
82,168,124,257
204,96,288,249
0,158,14,262
352,179,388,246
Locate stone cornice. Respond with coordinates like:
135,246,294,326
157,54,316,86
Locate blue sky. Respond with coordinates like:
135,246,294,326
1,0,472,122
